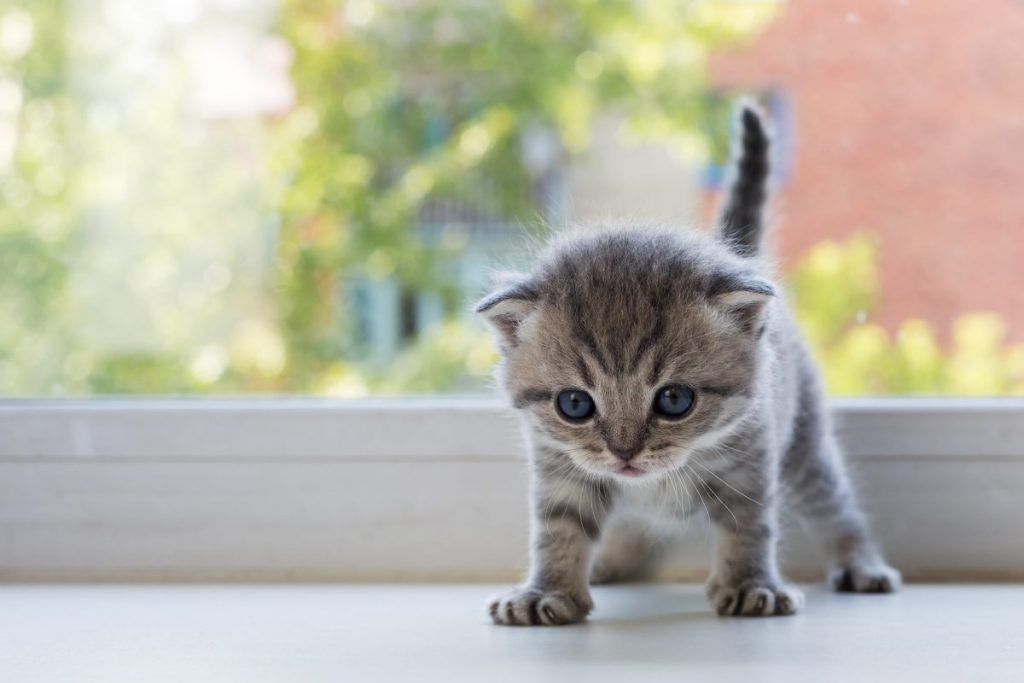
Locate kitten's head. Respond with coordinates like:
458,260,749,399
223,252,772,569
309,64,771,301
476,227,775,484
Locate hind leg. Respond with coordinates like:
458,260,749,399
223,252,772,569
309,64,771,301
589,514,664,585
785,431,901,593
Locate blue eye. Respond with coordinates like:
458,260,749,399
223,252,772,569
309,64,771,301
557,389,595,421
654,385,695,418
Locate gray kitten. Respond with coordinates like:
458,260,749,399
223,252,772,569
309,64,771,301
476,101,900,624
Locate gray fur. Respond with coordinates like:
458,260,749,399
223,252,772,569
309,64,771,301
479,102,899,625
717,100,771,258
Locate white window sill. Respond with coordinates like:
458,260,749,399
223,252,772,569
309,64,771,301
2,398,1023,581
2,584,1020,680
4,396,1024,460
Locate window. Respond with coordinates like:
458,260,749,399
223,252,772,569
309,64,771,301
3,0,1024,585
3,0,1022,397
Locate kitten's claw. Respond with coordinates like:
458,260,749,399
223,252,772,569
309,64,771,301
706,578,804,617
830,562,902,593
487,586,592,626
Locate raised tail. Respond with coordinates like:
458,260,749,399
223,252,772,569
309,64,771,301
716,99,771,258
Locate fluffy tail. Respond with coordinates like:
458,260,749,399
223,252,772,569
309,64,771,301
716,99,771,258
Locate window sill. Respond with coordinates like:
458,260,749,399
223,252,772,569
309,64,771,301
3,584,1021,680
2,397,1023,581
3,396,1024,460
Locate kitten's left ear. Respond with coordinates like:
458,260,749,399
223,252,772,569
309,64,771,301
709,273,775,330
474,277,539,350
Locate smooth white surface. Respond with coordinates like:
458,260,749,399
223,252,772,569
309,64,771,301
5,457,1024,582
0,584,1020,682
5,397,1024,459
4,398,1024,580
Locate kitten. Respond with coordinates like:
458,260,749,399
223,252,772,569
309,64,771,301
477,101,900,624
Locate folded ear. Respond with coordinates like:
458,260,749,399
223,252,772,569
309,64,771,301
709,273,775,331
474,278,539,350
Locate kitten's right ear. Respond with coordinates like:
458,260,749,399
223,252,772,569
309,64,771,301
474,278,539,350
709,272,775,333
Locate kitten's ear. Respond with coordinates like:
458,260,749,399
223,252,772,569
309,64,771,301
709,273,775,330
474,277,539,350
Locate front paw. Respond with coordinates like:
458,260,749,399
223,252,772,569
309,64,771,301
705,577,804,617
487,586,592,626
830,562,902,594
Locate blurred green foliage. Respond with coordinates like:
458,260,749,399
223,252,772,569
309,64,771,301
0,1,71,393
791,236,1024,396
2,1,1022,397
273,0,778,393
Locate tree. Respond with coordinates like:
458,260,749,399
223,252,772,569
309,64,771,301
272,0,778,392
0,1,71,394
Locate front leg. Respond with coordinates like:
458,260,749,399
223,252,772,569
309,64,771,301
489,463,612,626
699,476,803,617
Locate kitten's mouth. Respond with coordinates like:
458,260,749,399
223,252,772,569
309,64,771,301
616,464,646,478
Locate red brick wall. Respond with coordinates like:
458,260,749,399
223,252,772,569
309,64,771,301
708,0,1024,342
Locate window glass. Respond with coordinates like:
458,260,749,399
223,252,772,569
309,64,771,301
3,0,1021,396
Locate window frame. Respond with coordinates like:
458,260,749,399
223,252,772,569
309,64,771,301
2,397,1023,581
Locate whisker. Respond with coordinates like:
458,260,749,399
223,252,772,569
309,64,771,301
688,464,739,531
690,460,763,507
668,465,693,537
681,465,712,530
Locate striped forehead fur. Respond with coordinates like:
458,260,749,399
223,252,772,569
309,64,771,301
522,224,771,377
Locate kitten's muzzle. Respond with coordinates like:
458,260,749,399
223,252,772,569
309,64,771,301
609,445,642,462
